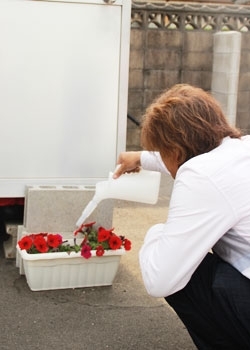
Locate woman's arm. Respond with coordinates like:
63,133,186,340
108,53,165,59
113,151,170,178
139,167,236,297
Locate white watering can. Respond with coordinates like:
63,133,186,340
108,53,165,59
76,168,161,227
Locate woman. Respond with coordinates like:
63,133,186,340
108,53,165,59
114,84,250,349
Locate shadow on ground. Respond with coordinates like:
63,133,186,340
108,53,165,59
0,175,196,350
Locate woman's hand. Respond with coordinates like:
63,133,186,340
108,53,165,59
113,151,142,178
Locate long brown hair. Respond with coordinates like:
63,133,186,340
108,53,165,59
141,84,242,166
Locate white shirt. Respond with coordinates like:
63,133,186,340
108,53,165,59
139,136,250,297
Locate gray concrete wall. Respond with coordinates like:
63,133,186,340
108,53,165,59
127,2,250,149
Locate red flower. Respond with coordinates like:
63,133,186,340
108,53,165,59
18,236,33,250
97,227,112,242
56,234,63,244
17,223,132,259
73,222,96,236
47,234,63,248
123,238,132,251
109,235,122,250
96,245,105,257
81,244,92,259
33,236,49,253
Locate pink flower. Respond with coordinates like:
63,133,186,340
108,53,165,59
81,244,92,259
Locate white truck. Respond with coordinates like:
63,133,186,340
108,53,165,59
0,0,131,196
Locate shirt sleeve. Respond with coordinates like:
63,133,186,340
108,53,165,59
140,151,170,175
139,165,237,297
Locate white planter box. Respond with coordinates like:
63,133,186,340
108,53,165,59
17,246,125,291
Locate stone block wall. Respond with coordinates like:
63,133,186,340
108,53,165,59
238,33,250,132
23,185,114,233
127,1,250,150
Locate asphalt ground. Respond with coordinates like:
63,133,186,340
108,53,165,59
0,175,196,350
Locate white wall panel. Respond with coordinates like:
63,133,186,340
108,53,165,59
0,0,130,196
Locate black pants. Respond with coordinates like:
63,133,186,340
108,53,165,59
165,253,250,349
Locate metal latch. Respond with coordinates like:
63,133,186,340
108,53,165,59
103,0,116,3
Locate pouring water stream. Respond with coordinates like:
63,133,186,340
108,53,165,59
76,167,161,228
